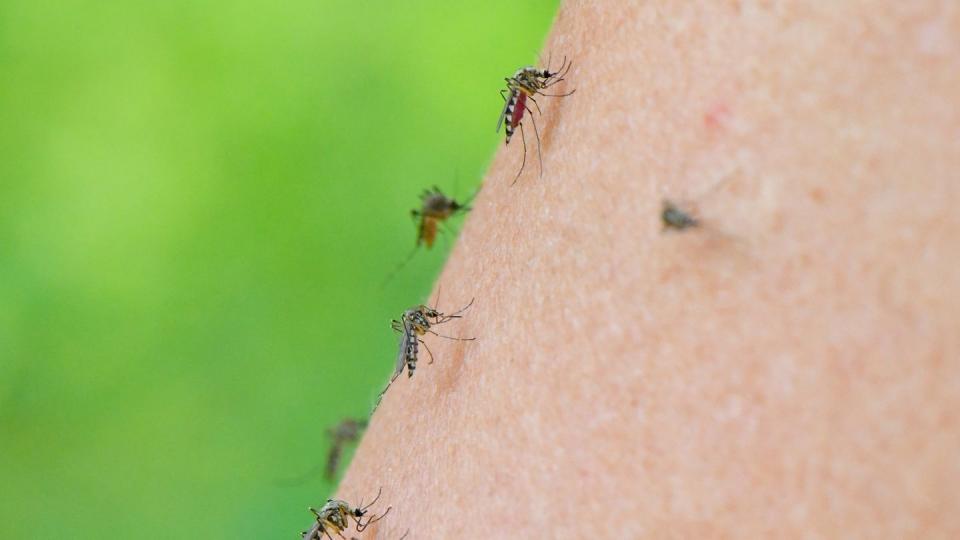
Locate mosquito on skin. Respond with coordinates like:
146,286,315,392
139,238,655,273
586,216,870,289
662,199,700,231
497,55,575,184
324,418,368,482
374,297,475,410
381,186,475,287
303,487,391,540
661,170,741,233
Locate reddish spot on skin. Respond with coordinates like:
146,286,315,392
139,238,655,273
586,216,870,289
511,92,528,129
704,102,731,132
809,187,827,204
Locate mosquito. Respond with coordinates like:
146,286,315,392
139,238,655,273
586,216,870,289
661,169,742,232
497,55,575,184
662,199,700,231
374,297,475,409
414,187,473,248
381,186,475,287
303,487,391,540
324,418,368,481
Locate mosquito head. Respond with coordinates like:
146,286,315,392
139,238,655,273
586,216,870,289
542,56,573,88
404,307,432,332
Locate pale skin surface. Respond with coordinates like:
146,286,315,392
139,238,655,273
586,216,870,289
334,1,960,538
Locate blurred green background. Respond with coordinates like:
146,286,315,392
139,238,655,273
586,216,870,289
0,1,558,537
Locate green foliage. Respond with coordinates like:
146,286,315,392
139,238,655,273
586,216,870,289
0,1,558,537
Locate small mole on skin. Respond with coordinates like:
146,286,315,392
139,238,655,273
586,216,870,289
809,187,827,204
704,103,732,132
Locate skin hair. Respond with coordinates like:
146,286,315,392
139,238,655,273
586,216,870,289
336,1,960,537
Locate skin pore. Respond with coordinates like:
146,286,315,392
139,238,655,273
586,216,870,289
336,1,960,537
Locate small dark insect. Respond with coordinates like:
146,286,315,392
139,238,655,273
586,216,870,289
302,487,391,540
662,199,700,231
374,297,475,409
324,418,368,481
497,55,575,184
381,186,474,287
413,186,471,249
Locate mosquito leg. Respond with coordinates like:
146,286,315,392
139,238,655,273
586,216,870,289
529,95,544,116
528,110,544,178
426,329,476,342
358,506,391,531
373,373,400,411
358,487,382,512
512,122,528,186
538,88,576,97
443,297,475,318
419,339,436,364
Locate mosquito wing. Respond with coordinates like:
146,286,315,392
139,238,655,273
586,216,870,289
394,326,412,376
496,89,516,133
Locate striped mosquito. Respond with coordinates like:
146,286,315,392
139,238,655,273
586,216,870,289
303,487,391,540
497,55,575,184
374,297,475,409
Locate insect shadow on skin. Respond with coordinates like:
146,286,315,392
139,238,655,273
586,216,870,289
380,185,476,287
497,54,576,185
302,487,391,540
661,169,745,233
660,171,758,265
373,295,476,411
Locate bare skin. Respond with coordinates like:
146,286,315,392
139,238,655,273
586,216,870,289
336,1,960,537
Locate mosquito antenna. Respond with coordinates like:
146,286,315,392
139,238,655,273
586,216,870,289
357,487,383,513
542,50,553,74
528,109,544,178
443,297,475,318
550,56,571,81
356,505,392,532
543,58,574,90
512,121,528,185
